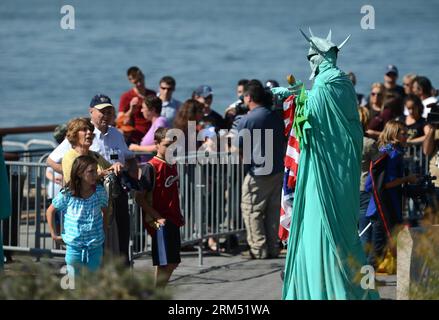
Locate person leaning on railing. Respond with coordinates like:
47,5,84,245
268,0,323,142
422,112,439,188
396,94,428,145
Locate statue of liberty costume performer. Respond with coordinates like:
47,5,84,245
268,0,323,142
281,29,380,300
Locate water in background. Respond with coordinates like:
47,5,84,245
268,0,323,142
1,0,438,142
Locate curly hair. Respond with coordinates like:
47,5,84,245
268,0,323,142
172,99,204,132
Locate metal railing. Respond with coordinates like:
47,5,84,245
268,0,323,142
129,153,246,265
1,153,245,265
403,143,429,175
1,144,432,264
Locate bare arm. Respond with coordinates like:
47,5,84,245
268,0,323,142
366,129,381,140
46,167,54,181
407,135,426,144
118,97,139,124
384,174,419,189
423,125,436,156
134,190,165,224
129,144,157,153
46,204,62,242
47,157,63,174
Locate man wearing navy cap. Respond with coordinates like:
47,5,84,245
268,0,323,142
384,64,405,98
192,85,226,131
47,94,137,266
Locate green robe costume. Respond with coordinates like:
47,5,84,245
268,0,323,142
282,30,380,300
0,145,12,270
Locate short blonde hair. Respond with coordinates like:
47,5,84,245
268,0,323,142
378,120,406,148
66,118,94,147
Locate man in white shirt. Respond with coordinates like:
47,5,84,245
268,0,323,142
47,94,137,266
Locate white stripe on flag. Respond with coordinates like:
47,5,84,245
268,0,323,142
286,144,300,161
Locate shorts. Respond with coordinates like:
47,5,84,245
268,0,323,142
65,244,103,275
151,220,181,266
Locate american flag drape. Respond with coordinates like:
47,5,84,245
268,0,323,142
279,95,300,241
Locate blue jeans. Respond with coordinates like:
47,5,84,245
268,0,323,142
65,244,103,276
358,191,387,267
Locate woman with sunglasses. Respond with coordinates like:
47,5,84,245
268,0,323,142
367,93,404,140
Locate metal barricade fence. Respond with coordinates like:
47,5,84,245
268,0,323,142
129,152,246,265
2,153,246,265
2,146,435,263
403,143,429,176
1,161,65,258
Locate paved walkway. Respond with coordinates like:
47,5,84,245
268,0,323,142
133,250,396,300
3,248,396,300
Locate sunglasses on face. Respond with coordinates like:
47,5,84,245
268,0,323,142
371,92,382,96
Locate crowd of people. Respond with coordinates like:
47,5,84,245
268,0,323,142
2,61,436,292
39,66,287,286
356,65,439,276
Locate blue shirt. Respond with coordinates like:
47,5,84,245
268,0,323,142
236,106,285,176
159,96,181,126
52,185,108,248
365,144,404,220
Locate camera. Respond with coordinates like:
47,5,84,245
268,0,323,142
427,112,439,125
119,170,140,193
234,98,248,116
404,174,437,199
104,170,140,198
426,103,439,124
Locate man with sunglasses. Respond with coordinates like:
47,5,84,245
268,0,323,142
157,76,181,126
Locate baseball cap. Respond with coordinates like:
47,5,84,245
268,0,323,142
90,94,114,109
385,65,398,77
193,85,213,98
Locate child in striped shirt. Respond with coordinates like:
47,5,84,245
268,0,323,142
46,155,108,275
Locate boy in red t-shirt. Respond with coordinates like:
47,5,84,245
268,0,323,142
135,127,184,287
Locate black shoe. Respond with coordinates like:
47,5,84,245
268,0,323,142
280,270,285,282
241,250,256,259
264,254,279,259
